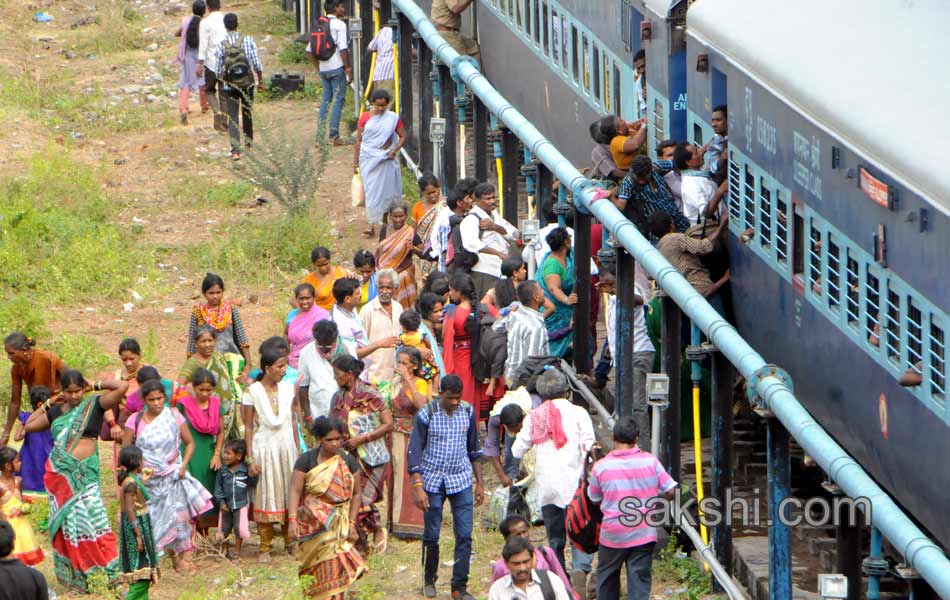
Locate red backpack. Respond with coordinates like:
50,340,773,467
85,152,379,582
565,447,604,555
309,16,338,61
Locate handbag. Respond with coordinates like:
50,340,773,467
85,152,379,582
351,172,365,208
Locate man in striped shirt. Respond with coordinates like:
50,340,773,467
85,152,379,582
499,281,550,383
367,25,395,98
588,416,677,600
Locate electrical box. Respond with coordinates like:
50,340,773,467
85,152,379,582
429,118,446,143
520,219,539,243
646,373,670,408
348,17,362,39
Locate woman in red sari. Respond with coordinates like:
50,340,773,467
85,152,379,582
441,272,502,421
375,204,424,309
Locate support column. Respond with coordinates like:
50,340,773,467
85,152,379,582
500,128,520,225
359,0,374,90
835,498,863,600
535,165,553,223
397,14,415,160
767,418,792,600
472,98,489,181
614,248,636,417
378,0,392,24
417,43,433,174
660,296,682,480
574,212,592,374
711,351,734,593
438,64,458,190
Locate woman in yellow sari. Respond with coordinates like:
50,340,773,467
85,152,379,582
375,204,423,308
288,416,366,600
301,247,349,311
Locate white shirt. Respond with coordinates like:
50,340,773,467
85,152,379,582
681,172,718,224
512,398,595,508
367,26,395,81
359,297,403,384
296,341,338,419
499,305,549,381
606,286,654,367
522,223,598,277
487,570,571,600
306,15,349,72
429,205,454,270
198,11,227,73
461,205,519,278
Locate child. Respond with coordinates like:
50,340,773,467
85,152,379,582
13,386,54,496
214,439,258,559
397,310,438,381
117,445,160,599
0,447,43,565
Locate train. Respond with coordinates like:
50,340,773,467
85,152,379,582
472,0,950,555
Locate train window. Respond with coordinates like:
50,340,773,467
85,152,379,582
775,192,788,265
884,283,901,365
515,0,522,30
727,157,741,223
491,0,497,8
864,270,881,351
534,0,541,46
620,0,631,52
541,2,549,56
826,234,841,313
758,180,772,250
571,25,579,82
583,35,590,93
613,63,622,116
792,207,804,279
653,98,665,149
603,55,610,111
561,16,569,75
808,219,822,297
693,123,703,145
845,250,860,329
592,44,601,101
743,165,755,232
507,0,514,21
930,320,946,404
907,297,923,375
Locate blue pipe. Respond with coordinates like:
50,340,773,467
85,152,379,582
869,528,883,600
393,2,950,594
523,147,535,195
690,323,701,383
490,114,502,159
768,419,792,600
556,186,567,229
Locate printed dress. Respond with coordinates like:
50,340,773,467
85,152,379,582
118,475,160,597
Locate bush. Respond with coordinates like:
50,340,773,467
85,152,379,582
278,41,310,65
52,335,113,376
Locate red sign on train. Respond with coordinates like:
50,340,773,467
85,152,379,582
860,168,890,208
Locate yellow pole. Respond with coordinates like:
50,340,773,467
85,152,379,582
393,41,399,114
496,157,504,207
363,9,381,105
692,382,711,570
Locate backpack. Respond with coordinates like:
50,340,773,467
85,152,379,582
309,15,338,61
447,213,482,271
221,35,256,89
565,448,604,555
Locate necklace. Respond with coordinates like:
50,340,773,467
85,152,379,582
196,302,232,331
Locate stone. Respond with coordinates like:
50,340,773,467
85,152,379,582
145,94,158,103
144,43,159,52
122,85,143,94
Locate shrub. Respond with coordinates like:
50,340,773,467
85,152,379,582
278,41,309,65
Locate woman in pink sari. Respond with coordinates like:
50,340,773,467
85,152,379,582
285,283,330,369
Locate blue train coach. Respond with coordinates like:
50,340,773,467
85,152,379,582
685,0,949,549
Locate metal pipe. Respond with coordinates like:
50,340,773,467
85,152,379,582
711,351,735,593
674,504,746,600
767,418,792,600
561,360,614,428
392,1,950,594
869,528,883,600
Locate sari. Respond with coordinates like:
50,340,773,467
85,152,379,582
537,253,576,358
297,454,366,599
129,407,213,555
330,383,389,553
0,485,44,566
179,351,244,439
176,393,224,494
388,376,428,539
415,201,443,283
375,224,418,307
287,305,331,368
303,265,349,312
118,475,159,591
44,397,119,591
359,110,403,225
442,303,501,420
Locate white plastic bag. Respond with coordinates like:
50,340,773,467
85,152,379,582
351,172,365,208
485,485,510,530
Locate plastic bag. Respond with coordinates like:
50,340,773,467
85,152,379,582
351,172,365,208
485,485,510,530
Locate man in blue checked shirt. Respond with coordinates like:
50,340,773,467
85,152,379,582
215,13,264,160
407,374,484,600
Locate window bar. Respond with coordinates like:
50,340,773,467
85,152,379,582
884,284,901,364
826,235,841,312
808,219,822,296
727,157,741,222
907,298,923,374
845,251,860,328
930,321,946,403
775,193,788,264
865,270,881,349
758,181,772,249
743,165,755,231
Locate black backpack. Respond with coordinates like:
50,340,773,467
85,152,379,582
221,36,256,89
447,213,481,272
309,15,338,61
565,448,604,554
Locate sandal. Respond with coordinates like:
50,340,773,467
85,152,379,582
372,528,388,554
231,152,242,161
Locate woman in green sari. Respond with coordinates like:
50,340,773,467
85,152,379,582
536,227,578,358
24,370,127,591
175,368,226,529
178,325,244,440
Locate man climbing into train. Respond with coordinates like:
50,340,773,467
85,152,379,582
430,0,480,61
702,105,728,177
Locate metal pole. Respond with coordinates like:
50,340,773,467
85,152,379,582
417,42,433,174
767,417,792,600
711,350,735,593
378,0,392,24
439,64,458,190
500,128,520,225
868,528,883,600
359,0,374,91
615,248,636,418
573,211,592,374
397,14,416,160
473,97,489,181
836,495,863,600
536,164,553,224
660,296,682,481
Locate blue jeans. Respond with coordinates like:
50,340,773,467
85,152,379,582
422,484,474,591
318,66,347,139
596,542,655,600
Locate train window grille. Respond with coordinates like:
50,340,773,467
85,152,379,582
758,179,772,250
792,208,804,279
884,284,901,365
845,250,860,329
930,321,946,404
743,165,755,232
826,235,841,313
550,8,558,65
653,98,665,149
515,0,523,30
864,270,881,351
603,55,610,111
571,25,579,82
541,2,549,56
907,297,923,375
524,0,532,36
533,0,542,46
620,0,632,52
808,219,822,297
774,192,788,265
613,63,622,116
582,35,590,93
561,16,569,75
508,0,514,22
592,44,601,101
727,157,741,223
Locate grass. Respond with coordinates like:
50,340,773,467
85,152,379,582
170,176,256,208
653,539,715,599
278,40,310,65
70,1,147,55
51,334,114,375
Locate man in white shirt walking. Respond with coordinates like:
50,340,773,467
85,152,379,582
309,0,352,145
196,0,227,129
488,537,571,600
358,269,403,384
460,182,518,301
512,370,595,578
